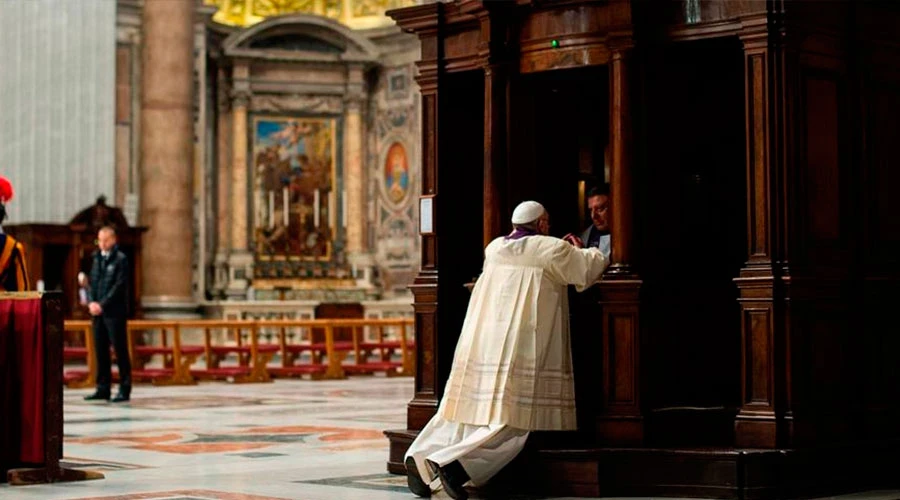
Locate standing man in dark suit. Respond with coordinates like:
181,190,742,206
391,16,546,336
84,226,132,402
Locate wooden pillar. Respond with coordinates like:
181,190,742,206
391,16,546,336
734,21,790,448
609,49,634,274
479,8,511,245
406,21,442,432
383,5,445,473
483,63,509,245
596,45,644,445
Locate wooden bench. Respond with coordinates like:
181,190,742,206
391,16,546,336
62,320,95,388
260,319,344,379
127,320,203,385
332,319,415,376
183,320,276,383
59,317,415,385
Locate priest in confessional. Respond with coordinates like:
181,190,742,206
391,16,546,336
563,184,611,260
0,176,30,291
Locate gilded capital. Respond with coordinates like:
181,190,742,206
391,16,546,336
230,89,252,108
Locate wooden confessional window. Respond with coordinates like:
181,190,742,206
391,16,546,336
509,65,610,440
510,66,610,236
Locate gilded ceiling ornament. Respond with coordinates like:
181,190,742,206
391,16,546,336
204,0,418,28
252,0,317,18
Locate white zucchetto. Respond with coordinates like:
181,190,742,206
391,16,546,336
511,201,545,224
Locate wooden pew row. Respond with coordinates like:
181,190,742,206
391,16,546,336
181,320,276,383
62,317,415,385
321,318,415,376
128,321,201,385
257,318,415,378
62,320,95,388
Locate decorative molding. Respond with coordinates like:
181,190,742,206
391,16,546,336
250,94,344,114
222,14,381,62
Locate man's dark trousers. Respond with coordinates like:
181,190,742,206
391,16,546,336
93,314,131,397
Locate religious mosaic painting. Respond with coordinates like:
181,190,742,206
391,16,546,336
252,116,344,279
383,142,410,205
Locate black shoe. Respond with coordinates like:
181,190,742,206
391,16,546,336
405,457,431,497
430,460,470,500
84,391,110,401
111,392,130,403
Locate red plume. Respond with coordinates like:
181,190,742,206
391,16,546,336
0,176,14,203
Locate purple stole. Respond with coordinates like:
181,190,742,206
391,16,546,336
505,228,538,240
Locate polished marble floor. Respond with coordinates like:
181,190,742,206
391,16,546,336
1,378,898,500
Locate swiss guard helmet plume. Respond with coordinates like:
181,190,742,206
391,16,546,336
0,176,13,204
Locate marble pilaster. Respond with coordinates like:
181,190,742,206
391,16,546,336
344,65,367,257
213,70,233,296
227,62,253,297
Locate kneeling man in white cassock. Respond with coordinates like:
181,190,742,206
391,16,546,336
405,200,610,499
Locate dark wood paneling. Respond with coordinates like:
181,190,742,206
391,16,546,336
388,1,900,496
804,77,841,242
744,307,772,405
609,313,635,403
636,0,765,28
637,38,746,427
865,81,900,273
746,50,770,261
518,2,618,73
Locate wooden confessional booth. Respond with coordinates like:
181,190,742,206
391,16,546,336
386,1,900,498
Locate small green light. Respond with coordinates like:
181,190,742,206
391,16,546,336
550,39,559,48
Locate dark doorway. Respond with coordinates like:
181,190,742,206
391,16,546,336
636,38,747,445
436,70,485,391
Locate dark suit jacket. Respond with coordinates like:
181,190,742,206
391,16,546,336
89,246,129,318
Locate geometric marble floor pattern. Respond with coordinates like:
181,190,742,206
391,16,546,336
2,378,899,500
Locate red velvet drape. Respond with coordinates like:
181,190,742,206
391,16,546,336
0,297,44,470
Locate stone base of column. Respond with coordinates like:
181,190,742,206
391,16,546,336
347,252,377,289
211,251,230,297
226,251,254,300
141,296,200,319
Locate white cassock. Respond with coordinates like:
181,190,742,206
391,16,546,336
406,234,609,488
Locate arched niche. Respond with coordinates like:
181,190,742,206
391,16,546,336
216,14,380,299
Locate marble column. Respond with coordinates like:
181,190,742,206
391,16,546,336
344,65,370,281
139,0,196,317
227,62,253,297
344,99,365,254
